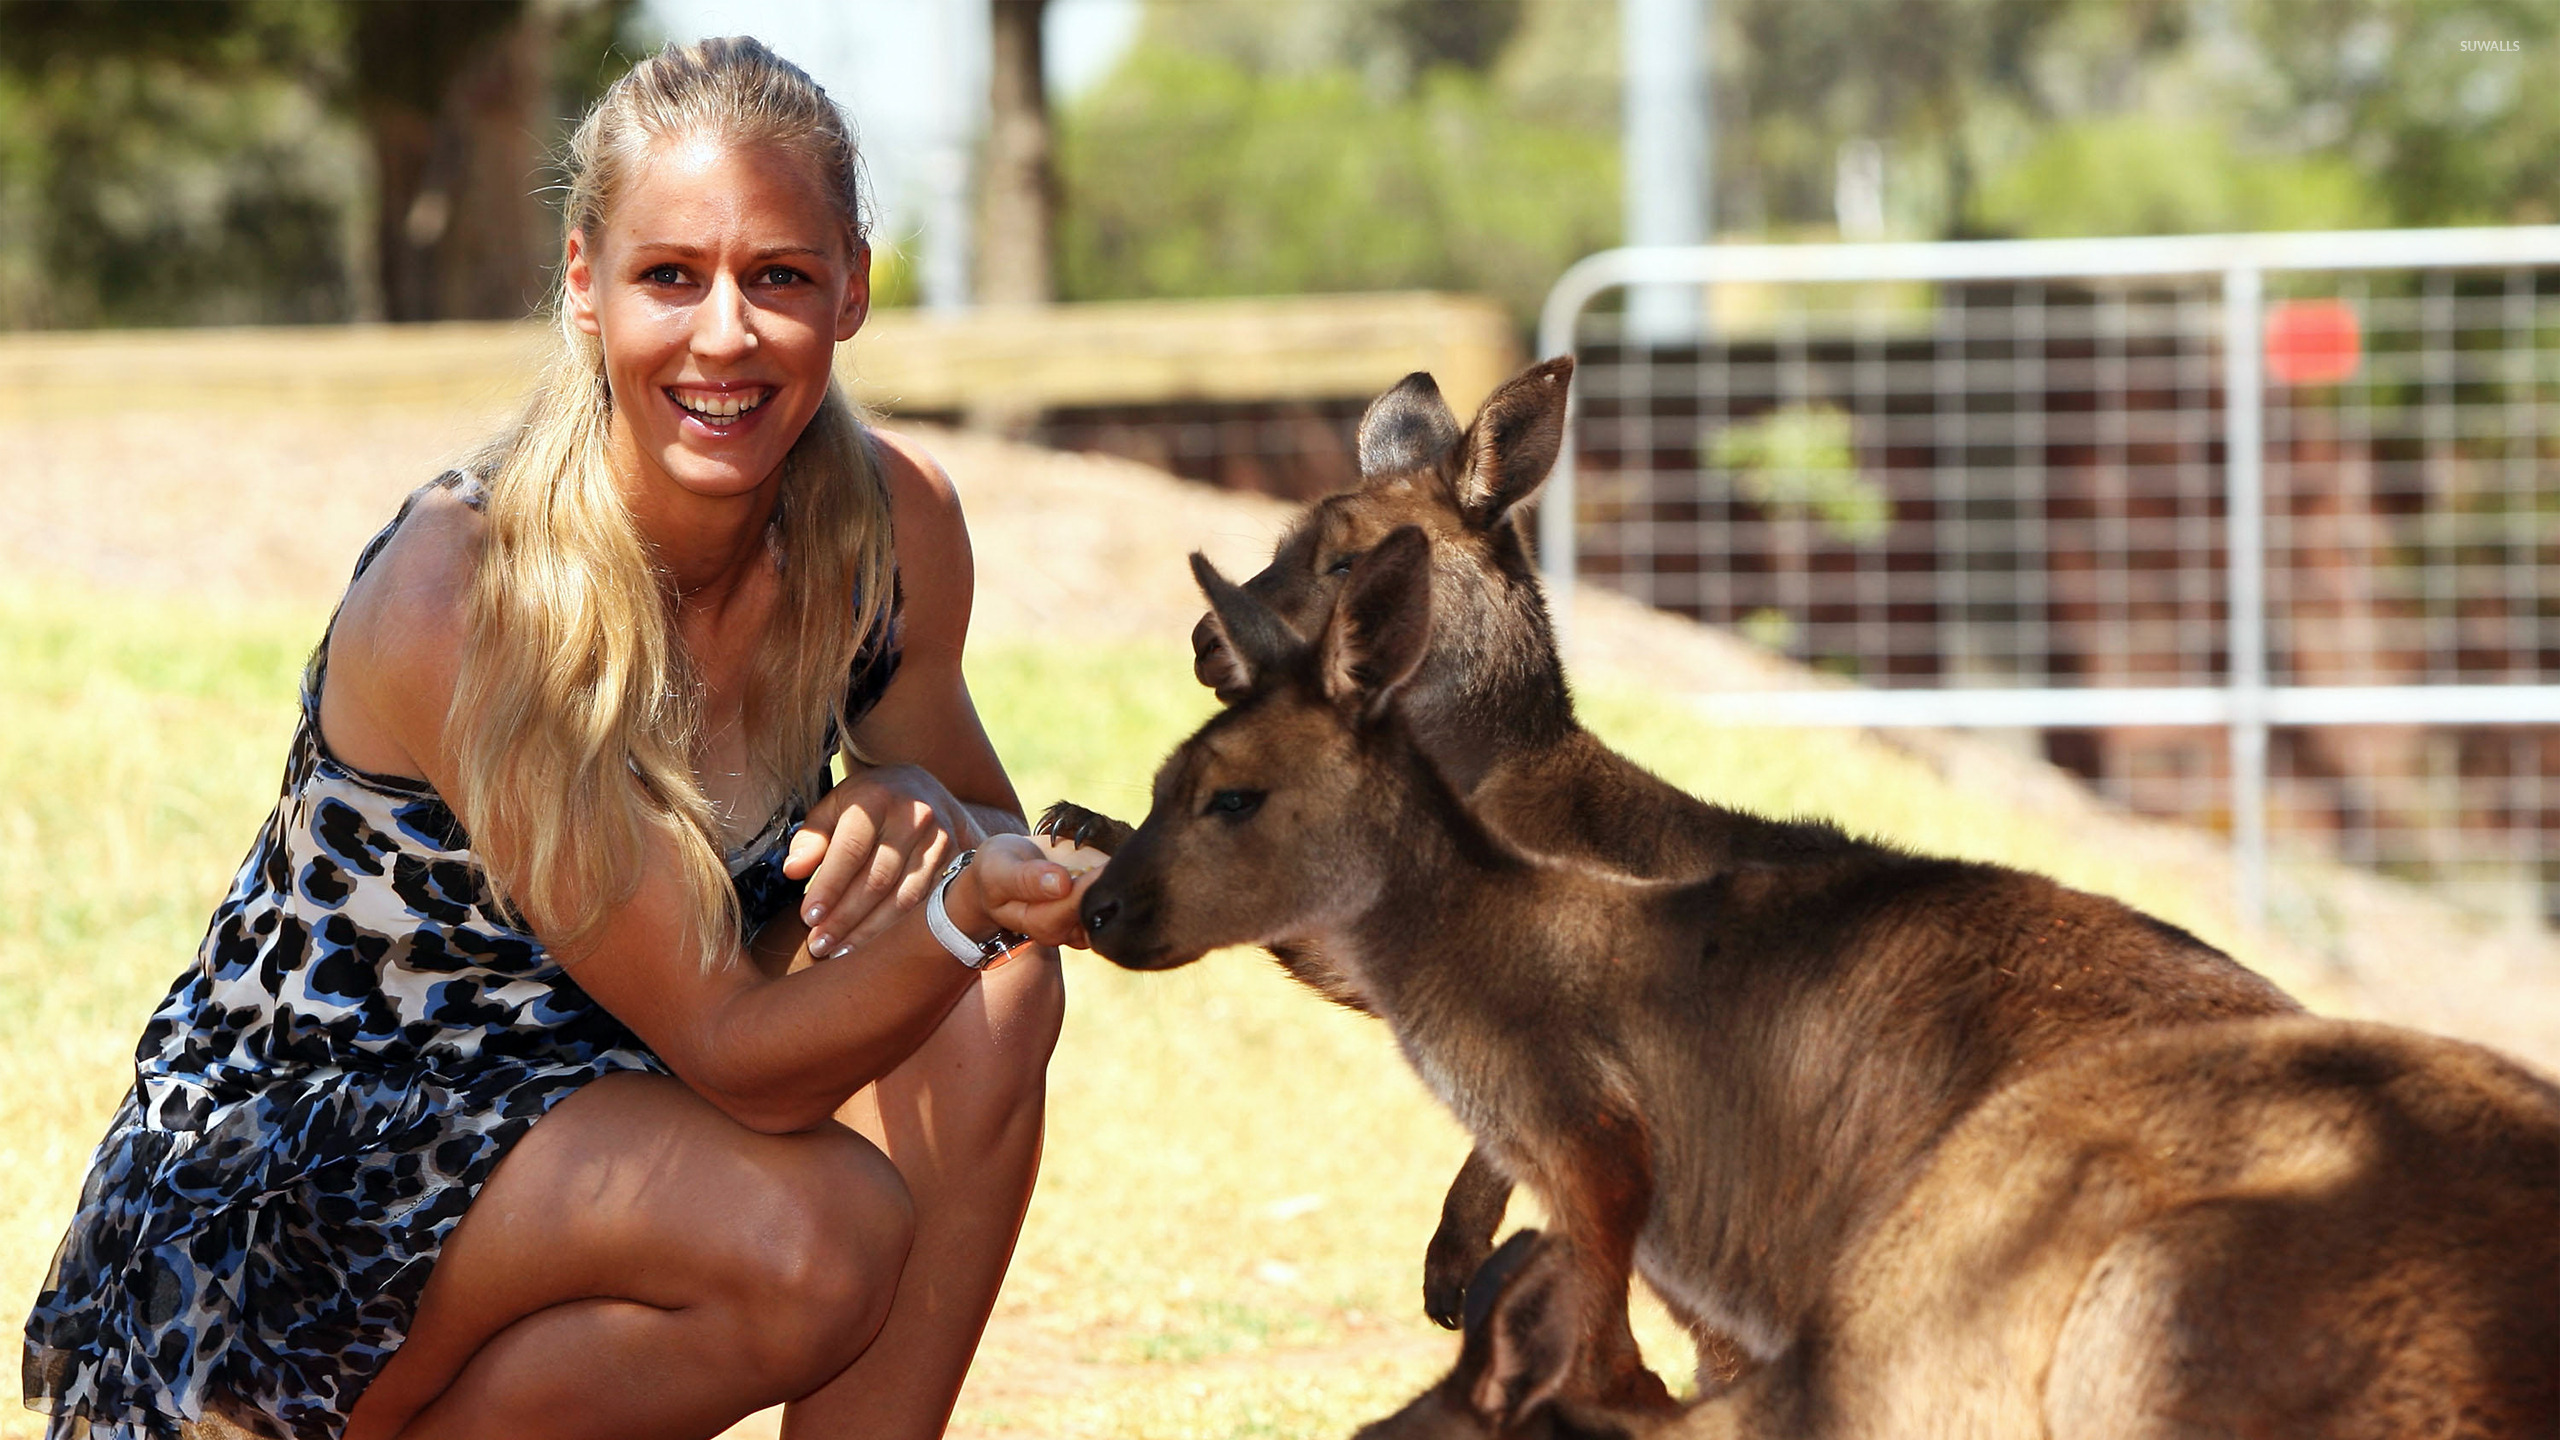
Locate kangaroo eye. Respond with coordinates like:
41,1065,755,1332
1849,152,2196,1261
1204,788,1265,819
1323,552,1362,576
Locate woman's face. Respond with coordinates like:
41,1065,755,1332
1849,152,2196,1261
565,137,868,510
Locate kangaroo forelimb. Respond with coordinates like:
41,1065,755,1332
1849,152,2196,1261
1424,1147,1515,1329
1035,799,1136,855
1529,1112,1677,1416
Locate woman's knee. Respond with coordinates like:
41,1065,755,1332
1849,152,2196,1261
991,947,1065,1070
978,949,1066,1097
933,950,1065,1149
721,1128,914,1389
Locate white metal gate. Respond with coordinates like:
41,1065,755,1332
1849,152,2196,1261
1536,228,2560,927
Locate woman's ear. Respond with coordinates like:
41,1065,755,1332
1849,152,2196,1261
564,227,602,337
838,243,872,342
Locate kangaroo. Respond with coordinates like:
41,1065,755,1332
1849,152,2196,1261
1046,359,1874,1363
1048,356,2291,1373
1074,530,2558,1437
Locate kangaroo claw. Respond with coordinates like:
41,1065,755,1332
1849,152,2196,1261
1423,1150,1514,1330
1035,800,1135,856
1423,1224,1490,1330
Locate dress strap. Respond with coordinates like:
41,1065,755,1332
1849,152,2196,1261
302,471,480,722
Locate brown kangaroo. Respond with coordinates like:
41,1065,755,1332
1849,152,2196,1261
1050,356,2292,1370
1074,530,2559,1438
1047,359,1884,1359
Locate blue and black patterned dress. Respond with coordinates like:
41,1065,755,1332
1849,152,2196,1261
23,472,902,1440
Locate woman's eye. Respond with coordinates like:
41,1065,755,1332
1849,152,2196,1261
759,265,804,286
640,263,685,285
1204,789,1264,819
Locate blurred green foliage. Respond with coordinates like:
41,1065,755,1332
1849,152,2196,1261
1062,0,2560,323
6,0,2560,331
1055,44,1618,320
1972,117,2383,239
0,0,633,330
0,1,358,327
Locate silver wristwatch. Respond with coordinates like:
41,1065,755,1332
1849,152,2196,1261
925,849,1029,970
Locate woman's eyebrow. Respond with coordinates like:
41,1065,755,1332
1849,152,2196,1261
623,242,832,263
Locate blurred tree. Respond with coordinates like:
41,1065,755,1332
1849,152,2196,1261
1972,116,2381,238
0,0,632,330
350,0,634,322
2233,0,2560,227
1051,0,2560,324
1054,0,1616,319
980,0,1057,305
0,0,356,328
1720,0,2190,237
1724,0,2558,240
1381,0,1525,74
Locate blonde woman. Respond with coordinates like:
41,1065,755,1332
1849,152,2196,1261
24,38,1079,1440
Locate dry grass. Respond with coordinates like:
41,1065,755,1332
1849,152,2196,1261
4,382,2554,1440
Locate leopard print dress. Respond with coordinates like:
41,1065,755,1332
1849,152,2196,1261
22,473,902,1440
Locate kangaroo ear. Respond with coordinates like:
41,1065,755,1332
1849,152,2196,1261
1357,372,1464,481
1457,356,1574,530
1190,610,1254,704
1192,552,1301,690
1320,525,1433,719
1456,1230,1581,1432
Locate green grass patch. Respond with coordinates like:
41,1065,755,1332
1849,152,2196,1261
0,582,2252,1439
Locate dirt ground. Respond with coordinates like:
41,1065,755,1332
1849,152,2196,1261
16,398,2560,1440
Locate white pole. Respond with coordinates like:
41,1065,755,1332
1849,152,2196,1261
1622,0,1708,343
2223,266,2269,931
921,0,983,314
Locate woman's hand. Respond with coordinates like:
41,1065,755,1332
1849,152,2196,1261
787,763,989,959
953,834,1099,956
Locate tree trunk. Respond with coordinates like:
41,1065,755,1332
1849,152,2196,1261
978,0,1055,308
353,0,554,322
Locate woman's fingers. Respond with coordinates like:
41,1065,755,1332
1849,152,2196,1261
835,818,951,952
783,823,829,880
972,837,1102,951
805,788,950,958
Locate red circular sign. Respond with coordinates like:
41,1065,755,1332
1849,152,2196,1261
2265,298,2362,387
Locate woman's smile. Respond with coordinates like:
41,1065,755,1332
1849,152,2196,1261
665,380,778,435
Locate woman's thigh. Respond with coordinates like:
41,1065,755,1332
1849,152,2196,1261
349,1071,913,1433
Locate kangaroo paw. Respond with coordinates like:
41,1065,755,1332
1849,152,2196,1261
1424,1150,1515,1329
1423,1227,1493,1331
1035,800,1135,855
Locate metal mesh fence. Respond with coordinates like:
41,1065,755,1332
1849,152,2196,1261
1562,254,2560,925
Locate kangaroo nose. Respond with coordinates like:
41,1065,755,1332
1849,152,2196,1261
1082,895,1121,936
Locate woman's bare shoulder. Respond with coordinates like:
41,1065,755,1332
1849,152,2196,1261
869,425,963,522
865,426,973,636
320,486,486,777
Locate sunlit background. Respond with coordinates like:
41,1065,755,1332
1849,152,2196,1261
3,3,2556,1437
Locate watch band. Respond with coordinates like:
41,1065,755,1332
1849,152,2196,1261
925,849,1029,970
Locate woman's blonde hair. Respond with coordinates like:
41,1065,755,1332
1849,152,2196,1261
448,36,894,968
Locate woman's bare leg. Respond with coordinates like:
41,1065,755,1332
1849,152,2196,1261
780,946,1065,1440
343,1072,915,1440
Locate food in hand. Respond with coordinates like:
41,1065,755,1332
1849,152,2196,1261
1029,833,1111,877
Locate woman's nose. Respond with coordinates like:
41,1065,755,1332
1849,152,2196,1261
692,273,756,360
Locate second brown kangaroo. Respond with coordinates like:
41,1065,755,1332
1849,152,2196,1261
1075,532,2559,1437
1055,357,2292,1380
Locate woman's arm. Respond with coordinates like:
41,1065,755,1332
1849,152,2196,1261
788,429,1040,959
329,486,1083,1134
559,824,1082,1133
